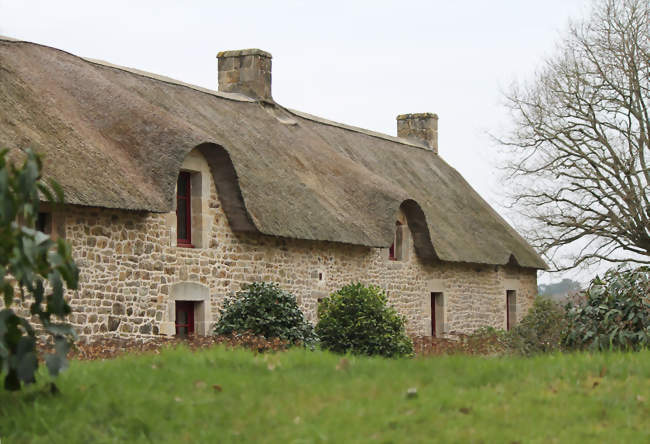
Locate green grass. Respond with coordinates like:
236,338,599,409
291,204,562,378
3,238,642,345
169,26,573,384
1,347,649,443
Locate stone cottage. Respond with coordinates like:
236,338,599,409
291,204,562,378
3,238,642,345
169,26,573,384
0,37,546,340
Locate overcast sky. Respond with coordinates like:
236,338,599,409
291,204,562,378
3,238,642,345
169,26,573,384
1,0,594,283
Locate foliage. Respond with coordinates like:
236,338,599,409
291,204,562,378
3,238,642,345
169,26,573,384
563,266,650,351
316,283,413,358
0,149,79,391
214,282,317,347
497,0,650,270
506,297,567,355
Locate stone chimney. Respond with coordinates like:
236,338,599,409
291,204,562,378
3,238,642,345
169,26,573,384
217,49,272,101
396,113,438,153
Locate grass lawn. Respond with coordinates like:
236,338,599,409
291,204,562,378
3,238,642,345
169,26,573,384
1,346,649,443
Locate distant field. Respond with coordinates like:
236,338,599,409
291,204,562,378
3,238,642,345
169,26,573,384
1,346,649,443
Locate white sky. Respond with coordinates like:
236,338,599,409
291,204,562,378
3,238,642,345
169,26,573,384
0,0,594,283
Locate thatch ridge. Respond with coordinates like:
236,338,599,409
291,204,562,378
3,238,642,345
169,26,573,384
0,38,546,269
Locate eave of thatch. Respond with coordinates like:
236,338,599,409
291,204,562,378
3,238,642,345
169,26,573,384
0,38,547,269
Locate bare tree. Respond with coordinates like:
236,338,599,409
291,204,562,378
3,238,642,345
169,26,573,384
498,0,649,271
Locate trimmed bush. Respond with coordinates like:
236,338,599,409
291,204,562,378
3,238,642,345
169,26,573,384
563,266,650,351
213,282,317,347
506,297,566,355
316,283,413,358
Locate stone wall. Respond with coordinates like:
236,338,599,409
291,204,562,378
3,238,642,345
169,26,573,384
5,148,538,341
52,149,538,341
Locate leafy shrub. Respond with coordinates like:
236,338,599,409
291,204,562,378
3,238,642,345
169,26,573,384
316,283,413,358
563,266,650,351
0,149,79,391
214,282,317,347
506,297,566,355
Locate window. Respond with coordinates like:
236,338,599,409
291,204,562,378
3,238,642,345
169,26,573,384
36,212,52,234
175,301,195,337
389,221,403,260
176,172,193,247
506,290,517,331
431,292,444,337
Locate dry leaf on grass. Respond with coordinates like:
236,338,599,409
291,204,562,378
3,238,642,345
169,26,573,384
336,358,349,371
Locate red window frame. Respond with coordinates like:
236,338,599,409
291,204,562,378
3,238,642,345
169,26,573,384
175,301,195,337
431,293,437,337
389,221,403,261
176,171,193,247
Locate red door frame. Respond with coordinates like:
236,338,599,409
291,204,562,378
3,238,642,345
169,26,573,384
431,292,436,337
176,171,193,247
506,291,515,331
175,301,195,336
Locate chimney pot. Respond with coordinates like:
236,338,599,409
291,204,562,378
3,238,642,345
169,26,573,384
217,49,272,101
396,113,438,153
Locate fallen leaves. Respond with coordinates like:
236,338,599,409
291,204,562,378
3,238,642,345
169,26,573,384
336,358,349,371
585,375,603,390
39,332,293,362
411,332,508,356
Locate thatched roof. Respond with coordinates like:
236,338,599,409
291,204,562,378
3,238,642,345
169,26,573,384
0,38,546,269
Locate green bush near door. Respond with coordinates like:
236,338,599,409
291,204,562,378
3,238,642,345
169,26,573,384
316,283,413,358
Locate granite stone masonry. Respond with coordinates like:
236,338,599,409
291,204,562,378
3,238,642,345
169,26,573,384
0,40,543,342
52,149,536,342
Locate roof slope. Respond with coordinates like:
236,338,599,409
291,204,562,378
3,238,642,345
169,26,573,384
0,39,546,269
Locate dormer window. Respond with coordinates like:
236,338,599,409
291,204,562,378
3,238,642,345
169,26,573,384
389,221,404,261
36,211,52,234
176,171,193,247
168,149,212,249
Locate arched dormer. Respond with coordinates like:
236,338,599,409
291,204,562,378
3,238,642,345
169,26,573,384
387,200,438,263
389,219,410,262
167,148,213,248
399,199,439,262
167,143,258,248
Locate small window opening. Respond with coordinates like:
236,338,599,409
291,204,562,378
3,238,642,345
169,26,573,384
175,301,195,337
176,172,193,247
318,272,323,281
431,292,444,337
36,212,52,234
389,221,403,260
506,290,517,331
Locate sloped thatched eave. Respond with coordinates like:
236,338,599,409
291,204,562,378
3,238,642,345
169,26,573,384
0,38,547,269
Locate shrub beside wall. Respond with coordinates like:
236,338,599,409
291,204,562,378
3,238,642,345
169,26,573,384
213,282,317,347
507,297,566,355
563,266,650,351
316,283,413,358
